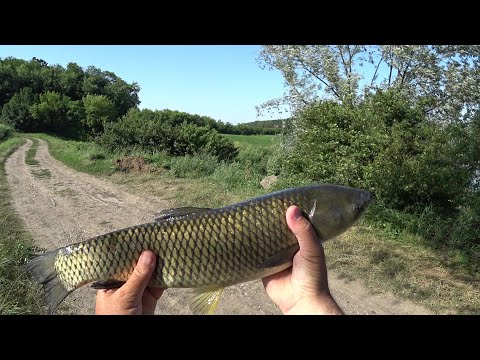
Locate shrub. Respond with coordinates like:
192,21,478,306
0,124,14,142
98,109,238,161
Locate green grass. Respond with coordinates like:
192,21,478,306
31,133,480,314
31,168,52,179
29,133,118,176
223,134,280,147
25,138,39,166
0,137,46,314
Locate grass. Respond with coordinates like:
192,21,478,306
223,134,280,147
0,137,46,314
325,225,479,314
27,133,480,314
31,168,52,179
30,133,118,176
24,138,39,165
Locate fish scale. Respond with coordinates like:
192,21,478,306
25,184,372,314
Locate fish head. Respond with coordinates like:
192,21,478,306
305,184,372,241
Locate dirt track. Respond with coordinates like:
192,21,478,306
5,139,432,315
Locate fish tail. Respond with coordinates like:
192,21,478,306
25,250,72,314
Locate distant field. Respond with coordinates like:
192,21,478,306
224,134,280,147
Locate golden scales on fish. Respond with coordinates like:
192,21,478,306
25,184,372,314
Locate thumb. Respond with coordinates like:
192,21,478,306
122,251,157,300
286,206,325,260
286,205,330,295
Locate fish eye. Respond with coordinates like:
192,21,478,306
353,204,361,213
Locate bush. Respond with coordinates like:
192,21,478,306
1,87,38,132
98,109,238,161
0,124,14,142
279,89,473,213
281,100,385,189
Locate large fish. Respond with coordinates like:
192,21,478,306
25,184,371,314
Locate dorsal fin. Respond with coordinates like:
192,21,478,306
154,207,212,222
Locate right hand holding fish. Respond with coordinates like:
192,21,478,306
262,206,344,315
95,251,164,315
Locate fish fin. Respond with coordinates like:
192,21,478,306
24,250,72,314
189,286,224,315
91,280,126,289
154,207,212,222
258,244,299,269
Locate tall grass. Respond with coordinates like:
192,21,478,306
0,137,46,314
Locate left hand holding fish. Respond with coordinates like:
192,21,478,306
95,251,164,315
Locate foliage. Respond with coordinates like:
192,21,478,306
0,56,140,139
0,123,14,142
1,87,38,131
82,94,116,137
97,108,238,161
281,89,475,213
257,45,480,123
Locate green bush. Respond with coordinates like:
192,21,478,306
281,100,385,189
1,87,38,132
98,109,238,161
0,124,14,142
280,90,473,213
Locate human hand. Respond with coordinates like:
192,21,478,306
262,206,344,315
95,250,164,315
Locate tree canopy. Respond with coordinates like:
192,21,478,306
257,45,480,123
0,57,140,137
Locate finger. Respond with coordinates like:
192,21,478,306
286,206,324,257
121,250,157,301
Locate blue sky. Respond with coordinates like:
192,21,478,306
0,45,289,124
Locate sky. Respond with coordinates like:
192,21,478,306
0,45,290,125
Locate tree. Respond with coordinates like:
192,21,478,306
31,91,66,132
1,87,38,131
257,45,480,123
82,94,116,137
30,91,79,135
60,62,84,100
104,77,141,118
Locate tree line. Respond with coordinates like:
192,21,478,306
0,56,277,142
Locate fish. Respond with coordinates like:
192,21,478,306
25,184,371,315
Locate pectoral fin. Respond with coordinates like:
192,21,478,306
189,286,224,315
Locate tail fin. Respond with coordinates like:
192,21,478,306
24,250,72,314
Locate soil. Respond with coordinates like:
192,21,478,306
5,139,432,315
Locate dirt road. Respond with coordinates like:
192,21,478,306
5,139,432,314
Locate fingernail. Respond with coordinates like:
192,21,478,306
292,206,303,221
139,251,155,267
